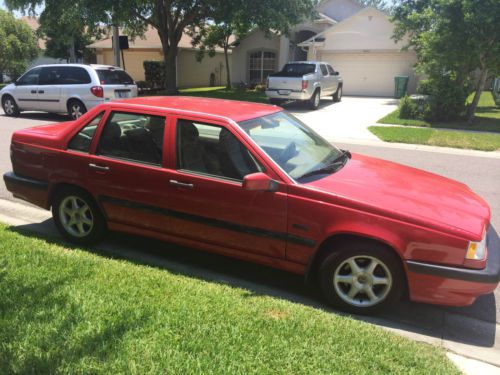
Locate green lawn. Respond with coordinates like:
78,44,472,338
369,126,500,151
378,91,500,133
0,224,459,374
179,86,269,103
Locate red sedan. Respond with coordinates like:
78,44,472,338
4,96,499,314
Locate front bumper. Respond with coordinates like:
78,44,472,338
406,229,500,306
265,89,312,101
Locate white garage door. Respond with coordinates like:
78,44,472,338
320,52,415,97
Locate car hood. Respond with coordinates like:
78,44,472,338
303,153,490,240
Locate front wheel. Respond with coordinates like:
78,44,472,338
319,241,404,314
52,187,107,245
333,85,342,102
2,95,20,117
67,99,87,120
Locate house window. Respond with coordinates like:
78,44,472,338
249,50,276,83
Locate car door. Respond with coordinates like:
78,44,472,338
12,67,41,111
165,116,288,259
327,64,339,94
319,64,334,95
86,109,173,234
38,66,63,113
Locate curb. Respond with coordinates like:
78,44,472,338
447,352,500,375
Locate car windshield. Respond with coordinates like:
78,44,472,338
274,64,316,77
239,111,345,181
96,69,134,85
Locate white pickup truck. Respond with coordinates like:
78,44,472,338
265,61,343,110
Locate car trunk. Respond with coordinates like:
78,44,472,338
96,68,138,100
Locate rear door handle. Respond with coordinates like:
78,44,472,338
31,90,37,94
169,180,193,189
88,163,110,171
38,90,44,94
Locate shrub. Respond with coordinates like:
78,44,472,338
254,83,267,92
143,61,166,89
418,74,470,121
398,95,418,119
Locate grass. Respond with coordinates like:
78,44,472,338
0,83,7,90
0,224,459,374
377,91,500,133
369,126,500,151
178,86,269,103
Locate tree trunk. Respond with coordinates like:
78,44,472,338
163,49,178,94
467,67,488,123
224,45,231,89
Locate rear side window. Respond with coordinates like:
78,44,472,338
56,67,92,85
320,64,328,76
96,69,134,85
68,112,104,152
97,111,165,166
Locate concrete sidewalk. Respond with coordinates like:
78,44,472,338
0,198,499,373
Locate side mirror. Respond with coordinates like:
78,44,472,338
334,71,339,76
243,172,279,192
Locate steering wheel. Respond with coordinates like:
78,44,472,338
277,141,297,164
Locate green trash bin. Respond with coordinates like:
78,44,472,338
394,75,409,99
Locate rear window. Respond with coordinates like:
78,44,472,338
96,69,135,85
272,64,316,77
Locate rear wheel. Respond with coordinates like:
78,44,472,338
308,90,321,110
333,85,342,102
52,187,106,245
319,241,404,314
2,95,20,117
67,99,87,120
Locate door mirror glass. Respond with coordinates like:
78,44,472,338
243,172,278,192
334,71,339,76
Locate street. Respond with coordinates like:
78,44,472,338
0,109,499,366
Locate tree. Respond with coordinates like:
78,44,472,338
358,0,390,12
190,0,314,89
392,0,500,122
0,9,39,80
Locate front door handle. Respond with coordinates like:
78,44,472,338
169,180,194,189
31,90,37,94
89,163,110,171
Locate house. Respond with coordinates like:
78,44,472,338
87,26,230,88
232,0,417,97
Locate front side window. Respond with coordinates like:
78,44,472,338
239,111,344,180
97,112,165,166
68,112,104,152
320,64,329,76
327,65,335,75
17,67,41,86
176,119,261,181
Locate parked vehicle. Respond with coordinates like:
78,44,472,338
0,64,138,120
4,97,499,314
266,61,343,110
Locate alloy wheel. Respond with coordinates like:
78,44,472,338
58,195,94,238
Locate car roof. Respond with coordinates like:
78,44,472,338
114,96,282,122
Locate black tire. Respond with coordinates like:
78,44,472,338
308,90,321,110
319,240,404,315
333,85,342,102
67,99,87,120
52,187,107,245
2,95,20,117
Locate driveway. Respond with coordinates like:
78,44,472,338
286,96,399,142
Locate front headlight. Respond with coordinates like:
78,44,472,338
466,231,487,260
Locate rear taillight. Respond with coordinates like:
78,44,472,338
302,80,308,90
91,86,103,98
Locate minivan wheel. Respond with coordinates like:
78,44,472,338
52,187,106,245
319,241,404,315
333,85,342,102
308,90,321,110
67,99,87,120
2,95,20,117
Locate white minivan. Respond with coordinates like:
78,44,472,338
0,64,138,120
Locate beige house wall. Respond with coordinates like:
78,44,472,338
231,30,280,84
95,48,228,87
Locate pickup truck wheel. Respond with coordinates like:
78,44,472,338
333,85,342,102
67,99,87,120
319,242,403,315
52,187,106,245
309,90,320,110
2,95,20,117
